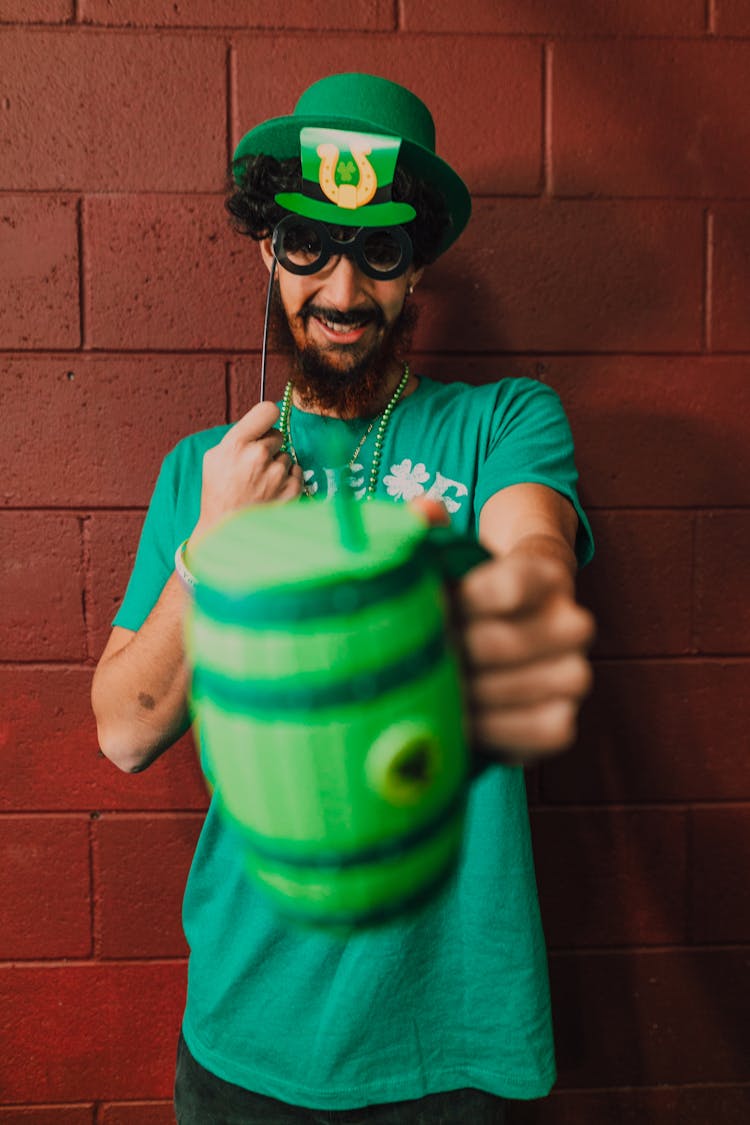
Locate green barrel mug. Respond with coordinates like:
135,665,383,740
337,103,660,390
185,495,487,929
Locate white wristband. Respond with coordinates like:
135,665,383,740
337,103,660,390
174,539,197,589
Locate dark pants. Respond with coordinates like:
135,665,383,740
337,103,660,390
175,1032,508,1124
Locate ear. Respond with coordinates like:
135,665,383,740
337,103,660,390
407,266,424,294
259,237,274,274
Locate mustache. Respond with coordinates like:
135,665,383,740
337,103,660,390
300,302,386,329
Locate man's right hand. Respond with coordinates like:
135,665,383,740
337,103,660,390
194,401,303,539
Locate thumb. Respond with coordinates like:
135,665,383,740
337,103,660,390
229,400,281,445
409,496,450,527
458,553,566,619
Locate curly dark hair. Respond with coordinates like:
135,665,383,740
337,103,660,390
226,154,451,269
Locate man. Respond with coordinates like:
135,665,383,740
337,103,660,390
92,73,595,1124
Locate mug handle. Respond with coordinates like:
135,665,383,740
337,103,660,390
423,526,491,579
424,528,502,776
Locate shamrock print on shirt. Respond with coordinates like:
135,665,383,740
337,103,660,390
301,458,470,515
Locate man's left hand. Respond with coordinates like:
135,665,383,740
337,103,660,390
455,552,595,763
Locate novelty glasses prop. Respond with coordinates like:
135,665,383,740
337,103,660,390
272,215,413,281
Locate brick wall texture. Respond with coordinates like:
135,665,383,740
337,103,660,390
1,3,749,1122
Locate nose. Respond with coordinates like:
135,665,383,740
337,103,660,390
319,252,366,310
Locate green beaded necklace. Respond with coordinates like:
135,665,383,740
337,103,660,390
280,364,410,499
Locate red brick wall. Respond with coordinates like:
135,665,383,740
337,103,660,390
2,3,748,1122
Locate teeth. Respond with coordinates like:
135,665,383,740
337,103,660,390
320,318,364,334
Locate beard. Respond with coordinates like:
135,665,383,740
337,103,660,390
269,282,418,418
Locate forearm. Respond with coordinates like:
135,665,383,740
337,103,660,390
92,571,193,773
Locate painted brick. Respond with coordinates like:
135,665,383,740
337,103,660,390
690,806,750,943
87,196,703,354
403,0,706,35
0,195,78,348
95,814,203,957
715,0,750,34
1,356,226,509
86,195,264,350
553,41,750,197
531,808,687,948
578,511,693,658
67,352,750,512
542,661,750,803
0,815,91,958
514,1085,750,1125
81,0,394,29
417,200,703,353
550,950,750,1086
0,31,225,191
0,1,73,19
0,668,209,812
0,1110,93,1125
234,35,543,196
98,1107,173,1125
540,355,750,509
0,963,185,1101
712,204,750,351
695,511,750,653
0,513,85,660
232,353,292,418
88,512,148,657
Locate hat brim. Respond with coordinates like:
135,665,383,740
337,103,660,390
234,114,471,257
274,192,416,228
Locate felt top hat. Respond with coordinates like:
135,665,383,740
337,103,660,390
233,72,471,256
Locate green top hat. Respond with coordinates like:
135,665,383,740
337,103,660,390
233,73,471,256
275,127,416,228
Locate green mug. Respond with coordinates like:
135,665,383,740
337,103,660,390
185,495,487,929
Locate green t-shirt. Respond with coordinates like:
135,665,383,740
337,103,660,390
115,375,594,1109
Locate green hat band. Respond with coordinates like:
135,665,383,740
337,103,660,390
275,127,416,228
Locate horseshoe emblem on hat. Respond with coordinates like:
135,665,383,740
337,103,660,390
317,142,377,210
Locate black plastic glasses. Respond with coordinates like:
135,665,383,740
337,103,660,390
272,215,413,281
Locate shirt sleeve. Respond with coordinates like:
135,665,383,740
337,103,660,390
113,450,179,631
473,379,595,568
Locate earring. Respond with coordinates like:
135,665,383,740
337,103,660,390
407,282,415,295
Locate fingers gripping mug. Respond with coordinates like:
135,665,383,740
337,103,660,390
184,492,487,930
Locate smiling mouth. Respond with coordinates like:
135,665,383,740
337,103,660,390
314,314,370,337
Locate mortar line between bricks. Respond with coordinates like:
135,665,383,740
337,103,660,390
544,1082,750,1093
5,504,750,515
542,41,552,196
87,812,97,959
685,805,695,945
394,0,403,32
225,359,234,422
5,800,747,816
547,942,750,957
703,208,714,352
0,1106,97,1114
706,0,717,34
0,810,208,819
532,800,750,812
0,956,189,967
226,40,235,176
7,346,750,359
77,195,87,348
62,810,208,819
2,27,741,40
0,811,106,820
79,513,93,660
4,945,750,966
690,512,700,652
3,654,750,669
8,189,750,203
